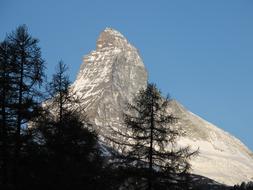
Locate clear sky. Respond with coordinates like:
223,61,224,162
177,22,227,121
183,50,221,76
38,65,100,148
1,0,253,150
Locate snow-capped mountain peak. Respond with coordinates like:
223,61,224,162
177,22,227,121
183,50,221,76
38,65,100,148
73,28,147,133
72,28,253,185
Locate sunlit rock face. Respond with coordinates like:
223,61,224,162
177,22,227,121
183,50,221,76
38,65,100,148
72,28,253,185
72,28,147,134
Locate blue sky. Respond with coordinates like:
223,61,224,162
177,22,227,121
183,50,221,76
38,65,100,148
1,0,253,150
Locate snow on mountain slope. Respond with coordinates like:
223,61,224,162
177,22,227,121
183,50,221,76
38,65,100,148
72,28,253,185
169,101,253,185
72,27,147,135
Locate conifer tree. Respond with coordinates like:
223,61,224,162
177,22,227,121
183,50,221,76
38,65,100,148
0,25,45,187
7,25,45,185
29,61,105,189
109,83,198,190
47,61,71,124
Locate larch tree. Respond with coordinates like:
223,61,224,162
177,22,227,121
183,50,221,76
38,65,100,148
109,83,198,190
7,25,45,186
47,61,71,125
28,61,105,189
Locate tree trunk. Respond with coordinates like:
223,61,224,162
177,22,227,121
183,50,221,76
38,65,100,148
148,96,154,190
1,60,8,185
59,68,63,125
13,50,24,186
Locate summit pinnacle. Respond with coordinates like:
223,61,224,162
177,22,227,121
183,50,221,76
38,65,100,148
73,28,147,134
96,27,129,49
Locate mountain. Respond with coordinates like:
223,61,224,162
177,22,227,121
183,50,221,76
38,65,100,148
73,28,147,135
72,28,253,186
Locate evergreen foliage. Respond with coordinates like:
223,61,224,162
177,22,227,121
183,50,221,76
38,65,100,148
0,26,107,190
233,181,253,190
108,83,198,190
0,25,45,188
26,61,106,189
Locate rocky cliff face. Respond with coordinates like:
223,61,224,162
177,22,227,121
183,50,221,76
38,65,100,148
72,28,253,185
72,28,147,135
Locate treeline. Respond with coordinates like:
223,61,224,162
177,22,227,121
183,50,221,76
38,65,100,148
0,25,249,190
233,182,253,190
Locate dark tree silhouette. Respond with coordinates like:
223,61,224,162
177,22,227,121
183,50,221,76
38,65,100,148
108,83,198,190
0,40,14,186
233,181,253,190
25,61,106,189
47,61,71,124
0,25,45,188
6,25,45,186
